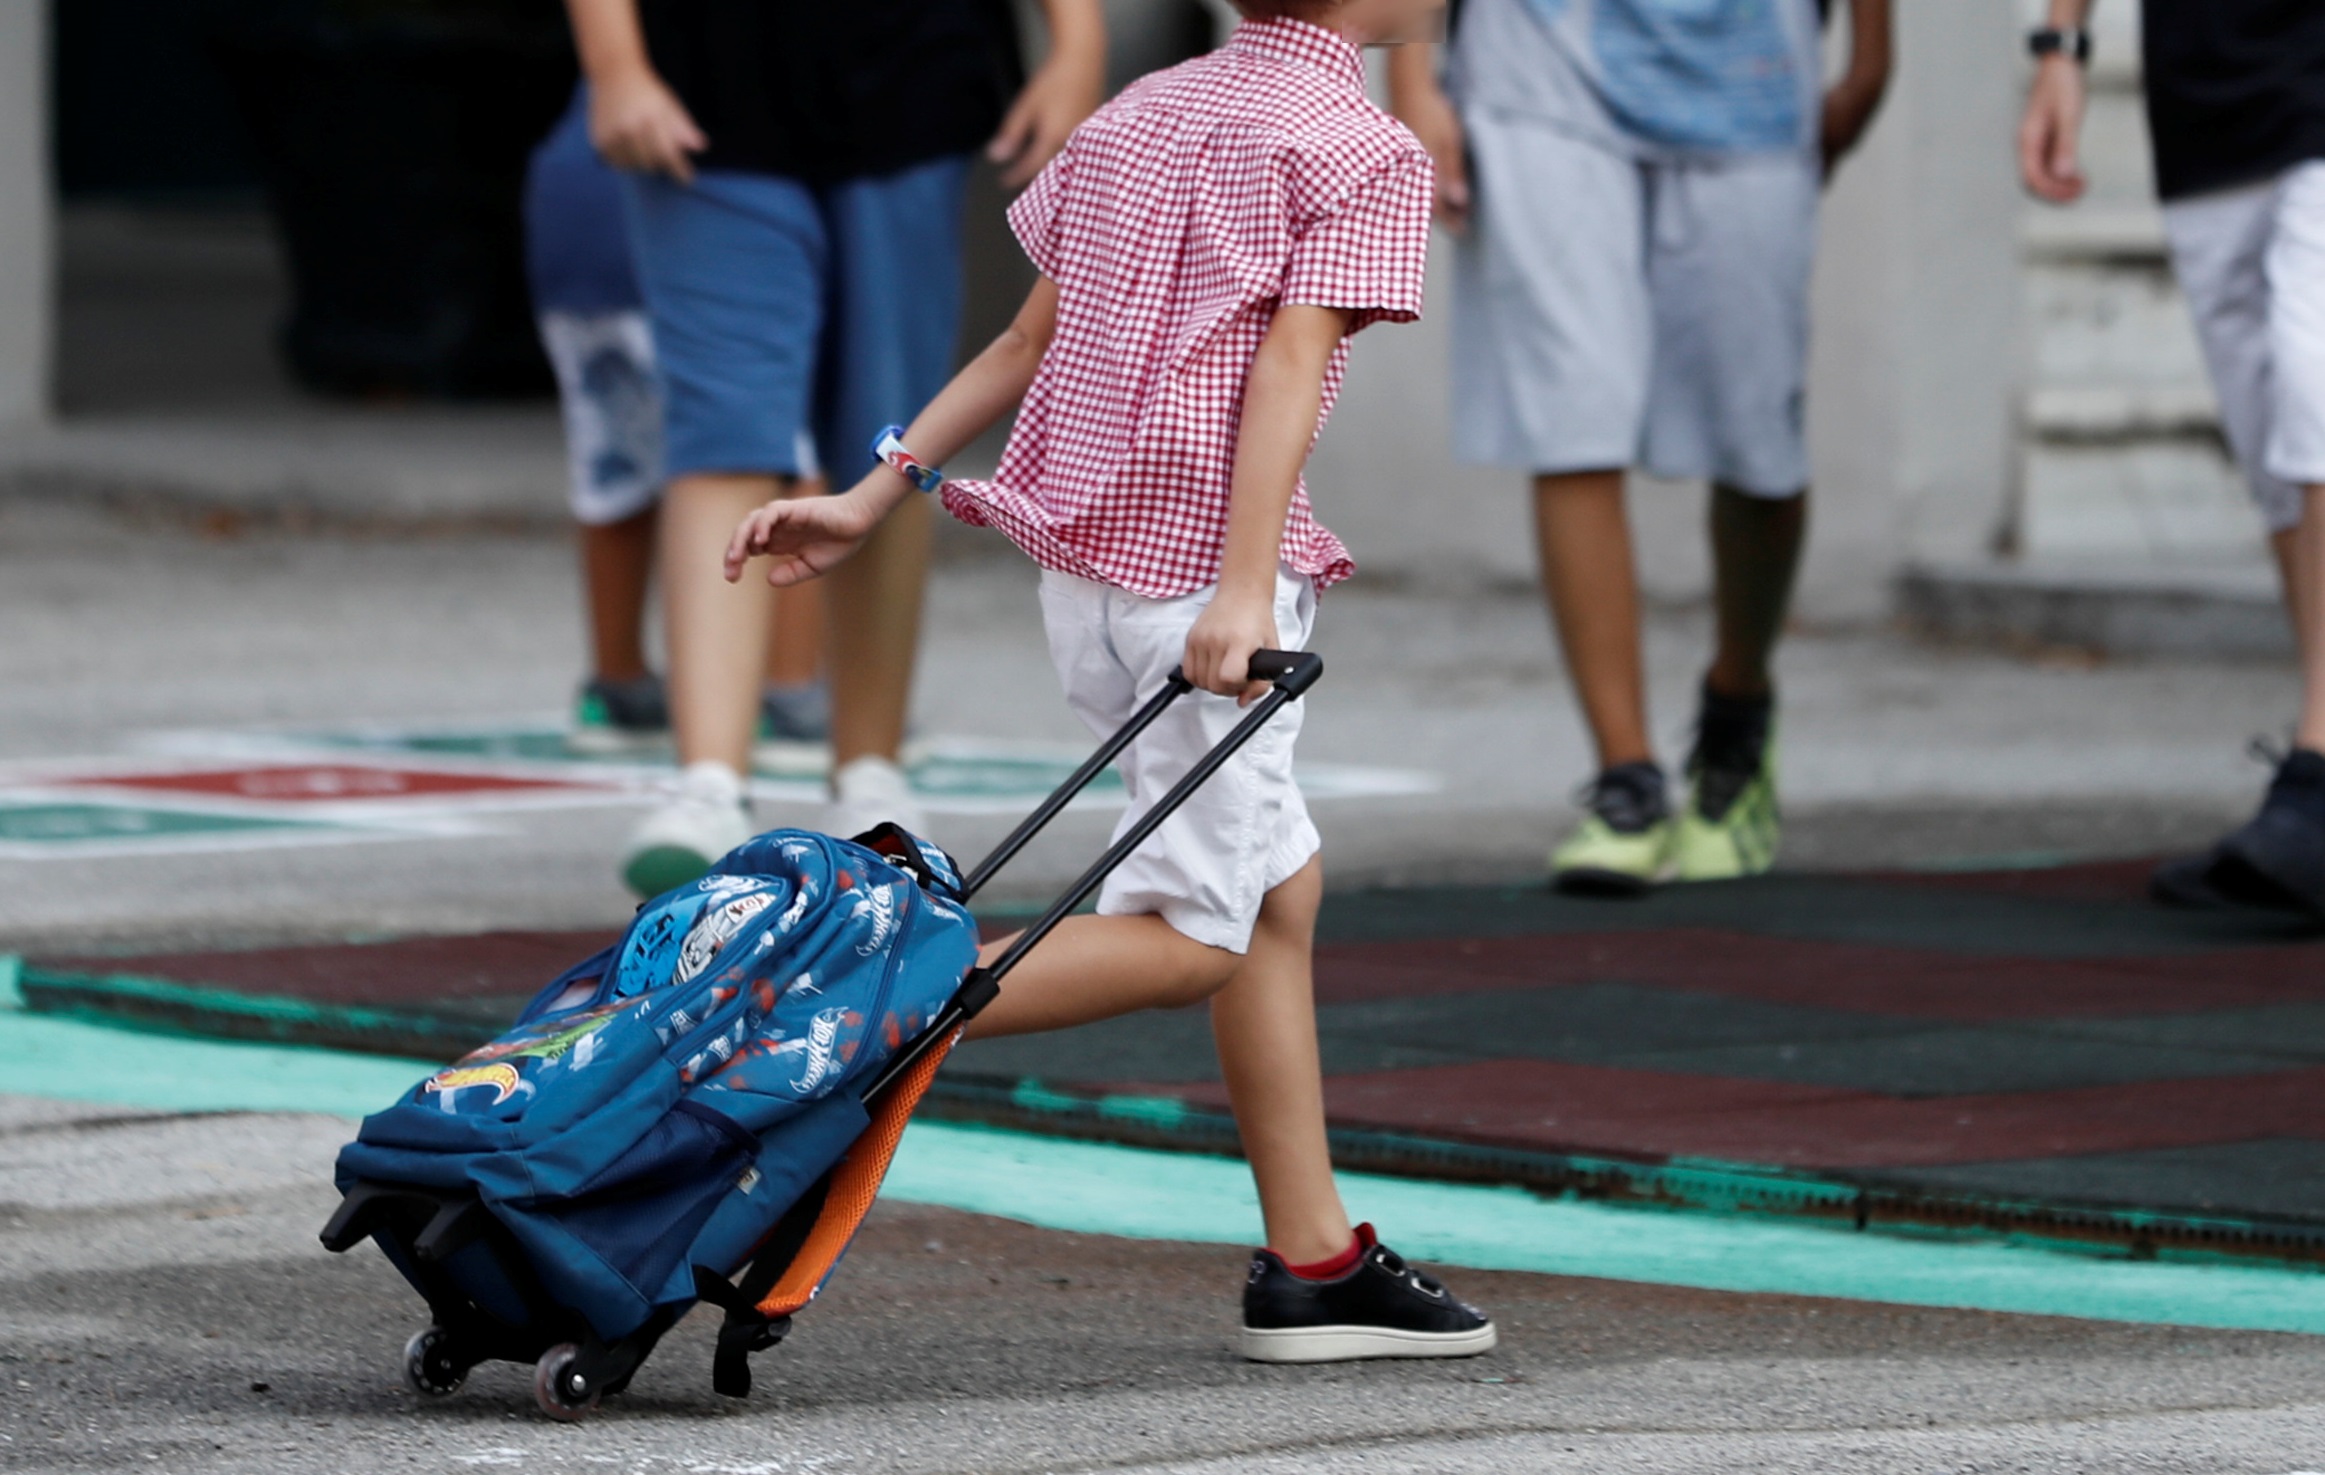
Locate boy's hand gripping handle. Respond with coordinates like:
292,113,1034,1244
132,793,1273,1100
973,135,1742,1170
862,649,1322,1104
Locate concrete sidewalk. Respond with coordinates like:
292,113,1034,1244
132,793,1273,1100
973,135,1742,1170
0,492,2299,951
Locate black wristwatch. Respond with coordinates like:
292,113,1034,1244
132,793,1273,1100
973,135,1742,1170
2028,26,2092,64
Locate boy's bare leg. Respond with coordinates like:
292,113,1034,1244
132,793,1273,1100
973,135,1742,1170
963,913,1239,1037
1207,857,1351,1264
1704,483,1809,700
579,505,657,682
1534,469,1653,767
824,491,933,768
662,472,785,773
962,859,1350,1263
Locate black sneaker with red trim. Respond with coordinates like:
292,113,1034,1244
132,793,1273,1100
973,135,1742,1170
1238,1224,1496,1363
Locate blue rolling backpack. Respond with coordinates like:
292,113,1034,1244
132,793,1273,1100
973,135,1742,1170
321,652,1320,1420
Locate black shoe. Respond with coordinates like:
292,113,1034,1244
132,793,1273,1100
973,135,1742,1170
1239,1225,1496,1363
2210,748,2325,917
2150,848,2237,909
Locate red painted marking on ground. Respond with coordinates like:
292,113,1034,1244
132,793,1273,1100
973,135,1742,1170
1157,1059,2325,1170
58,765,598,802
35,930,622,1006
1314,929,2325,1020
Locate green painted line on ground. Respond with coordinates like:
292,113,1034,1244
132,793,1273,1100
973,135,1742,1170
0,1007,439,1117
881,1122,2325,1337
6,1005,2325,1335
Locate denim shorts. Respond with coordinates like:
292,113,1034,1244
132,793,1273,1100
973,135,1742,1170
620,155,970,483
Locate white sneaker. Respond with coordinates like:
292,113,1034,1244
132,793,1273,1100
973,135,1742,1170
622,761,753,897
826,754,926,840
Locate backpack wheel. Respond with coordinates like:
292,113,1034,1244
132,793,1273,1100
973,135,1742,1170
532,1343,600,1422
402,1326,467,1398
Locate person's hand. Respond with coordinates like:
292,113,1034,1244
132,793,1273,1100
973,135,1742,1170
723,489,883,587
988,44,1102,189
589,66,708,182
1396,74,1472,232
2019,55,2088,204
1183,589,1280,705
1818,70,1886,179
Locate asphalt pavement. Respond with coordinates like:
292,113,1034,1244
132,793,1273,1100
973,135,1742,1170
5,1096,2324,1474
9,498,2325,1472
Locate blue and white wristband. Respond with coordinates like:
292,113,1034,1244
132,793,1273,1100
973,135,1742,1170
872,425,945,494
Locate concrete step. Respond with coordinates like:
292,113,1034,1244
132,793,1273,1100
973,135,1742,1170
1898,558,2288,659
2025,384,2219,440
2023,204,2168,263
2024,257,2207,388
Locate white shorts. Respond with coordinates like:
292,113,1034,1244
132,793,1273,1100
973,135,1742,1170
538,309,665,527
1451,110,1819,497
2162,159,2325,532
1037,565,1321,955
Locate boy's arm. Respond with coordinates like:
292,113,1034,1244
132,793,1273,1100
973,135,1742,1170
988,0,1106,189
1819,0,1893,178
564,0,706,180
1183,303,1356,702
1386,44,1471,232
2021,0,2095,203
725,277,1062,587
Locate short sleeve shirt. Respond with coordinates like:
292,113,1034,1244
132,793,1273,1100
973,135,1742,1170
1447,0,1823,160
940,19,1433,599
2142,0,2325,201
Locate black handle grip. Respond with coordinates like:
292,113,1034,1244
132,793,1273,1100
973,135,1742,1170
1245,649,1323,697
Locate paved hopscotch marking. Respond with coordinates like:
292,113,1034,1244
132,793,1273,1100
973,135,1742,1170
0,717,1439,859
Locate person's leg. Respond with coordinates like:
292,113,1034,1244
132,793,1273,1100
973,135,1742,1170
1206,855,1348,1263
580,506,656,682
538,307,670,746
2297,494,2325,751
2147,175,2314,908
1637,151,1817,882
617,168,826,892
2271,526,2315,669
2207,164,2325,912
815,156,972,825
824,493,932,766
1705,483,1808,700
1453,111,1663,887
767,582,825,690
661,472,785,774
1533,469,1652,766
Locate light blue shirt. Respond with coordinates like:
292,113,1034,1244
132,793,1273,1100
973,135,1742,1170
1449,0,1822,159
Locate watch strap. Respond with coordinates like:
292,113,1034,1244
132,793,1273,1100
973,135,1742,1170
872,425,944,494
2028,26,2092,63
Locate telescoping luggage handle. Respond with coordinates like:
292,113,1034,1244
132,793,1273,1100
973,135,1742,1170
860,648,1322,1103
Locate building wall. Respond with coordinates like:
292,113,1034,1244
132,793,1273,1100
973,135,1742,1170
0,0,53,428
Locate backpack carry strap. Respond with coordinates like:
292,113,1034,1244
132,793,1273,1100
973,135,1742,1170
694,1032,959,1398
694,1173,827,1397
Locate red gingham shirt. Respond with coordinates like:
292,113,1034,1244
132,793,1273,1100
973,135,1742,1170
940,18,1433,598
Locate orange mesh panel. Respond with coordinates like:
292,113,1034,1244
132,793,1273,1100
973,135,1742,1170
756,1033,956,1318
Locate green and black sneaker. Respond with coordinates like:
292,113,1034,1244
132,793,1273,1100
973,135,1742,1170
1671,684,1780,883
1550,761,1673,896
568,673,670,756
